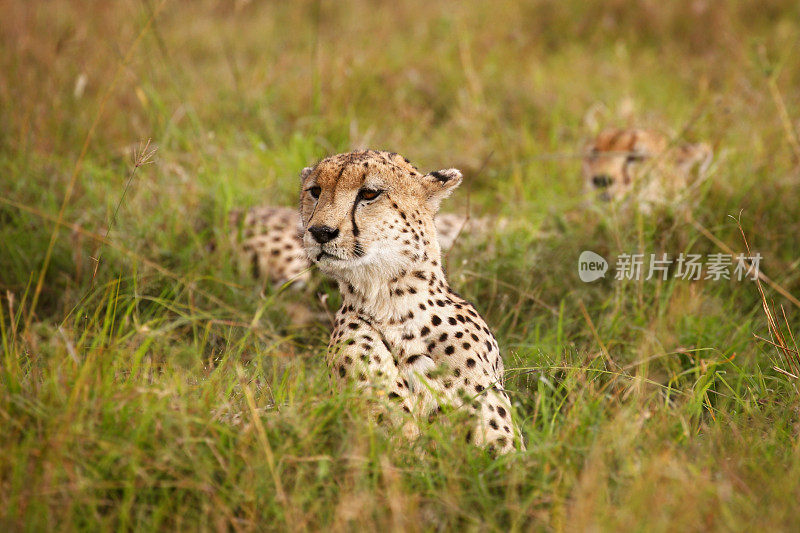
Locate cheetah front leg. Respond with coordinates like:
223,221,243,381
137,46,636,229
471,388,525,454
327,319,421,440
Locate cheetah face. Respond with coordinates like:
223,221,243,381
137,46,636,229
582,128,712,204
582,128,667,202
299,150,462,280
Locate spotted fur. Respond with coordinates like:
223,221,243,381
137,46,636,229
229,206,311,287
299,150,524,454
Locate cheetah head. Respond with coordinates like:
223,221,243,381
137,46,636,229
582,128,668,202
299,150,462,281
583,128,712,203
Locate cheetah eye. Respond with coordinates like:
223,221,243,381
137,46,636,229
626,153,645,164
308,186,321,199
358,188,382,201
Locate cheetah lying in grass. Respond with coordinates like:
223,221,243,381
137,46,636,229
230,205,498,287
583,128,712,210
298,150,524,454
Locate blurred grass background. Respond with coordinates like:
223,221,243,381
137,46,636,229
2,0,800,530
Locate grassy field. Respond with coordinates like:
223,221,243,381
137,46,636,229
2,1,800,530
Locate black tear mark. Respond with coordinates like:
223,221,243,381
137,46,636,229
351,185,362,256
351,168,367,238
351,201,360,237
429,171,450,182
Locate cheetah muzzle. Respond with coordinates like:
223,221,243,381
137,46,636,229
299,150,525,454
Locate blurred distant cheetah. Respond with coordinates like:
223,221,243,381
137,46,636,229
583,128,712,209
299,150,524,454
229,206,310,286
230,206,497,287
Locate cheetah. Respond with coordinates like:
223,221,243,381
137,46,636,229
299,150,524,454
230,206,497,287
583,128,712,209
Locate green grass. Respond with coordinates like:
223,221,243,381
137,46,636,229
2,0,800,530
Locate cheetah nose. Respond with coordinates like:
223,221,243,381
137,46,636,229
308,225,340,244
592,175,613,188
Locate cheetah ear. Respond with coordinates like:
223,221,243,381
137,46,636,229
423,168,462,211
299,166,313,182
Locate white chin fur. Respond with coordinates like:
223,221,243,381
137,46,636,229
315,249,372,271
310,244,408,283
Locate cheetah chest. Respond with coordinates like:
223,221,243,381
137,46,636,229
381,305,502,396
